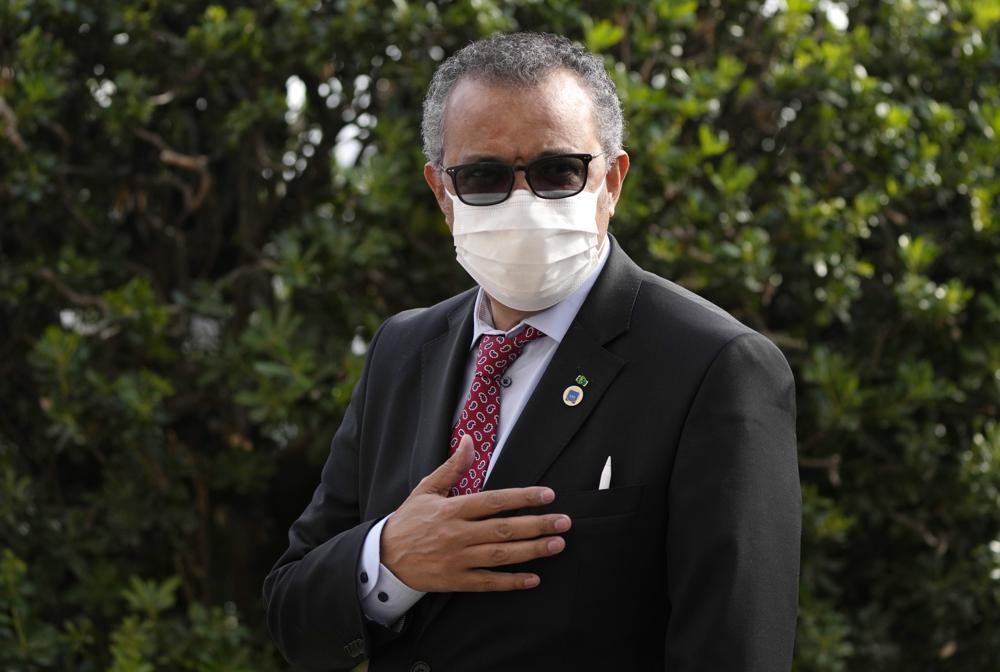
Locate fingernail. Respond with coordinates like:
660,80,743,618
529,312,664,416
547,538,564,552
524,575,540,588
554,516,570,532
539,488,555,504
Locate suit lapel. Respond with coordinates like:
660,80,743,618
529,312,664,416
483,236,643,491
408,290,477,490
483,322,623,490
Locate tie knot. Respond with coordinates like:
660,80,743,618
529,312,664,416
474,326,545,380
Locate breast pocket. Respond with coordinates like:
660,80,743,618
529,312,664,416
540,484,643,521
556,485,648,646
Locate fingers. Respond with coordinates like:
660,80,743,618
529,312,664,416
417,434,475,495
463,513,571,545
464,536,566,568
455,570,543,592
457,486,556,519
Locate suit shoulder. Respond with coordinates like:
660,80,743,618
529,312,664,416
370,288,476,357
633,270,753,344
628,269,793,388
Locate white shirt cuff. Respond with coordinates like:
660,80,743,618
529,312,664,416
357,515,426,626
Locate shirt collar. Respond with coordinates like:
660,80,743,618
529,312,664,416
469,238,611,349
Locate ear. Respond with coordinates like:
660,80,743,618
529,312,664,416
424,161,448,212
603,151,630,218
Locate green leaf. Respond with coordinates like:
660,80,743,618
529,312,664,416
121,576,181,620
656,0,698,22
584,19,624,53
697,123,729,157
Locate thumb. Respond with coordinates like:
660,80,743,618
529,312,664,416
419,434,475,495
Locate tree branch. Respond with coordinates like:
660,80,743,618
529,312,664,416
35,268,110,313
799,453,842,486
891,512,949,556
133,127,213,214
0,95,26,152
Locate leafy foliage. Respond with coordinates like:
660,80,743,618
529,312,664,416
1,0,998,670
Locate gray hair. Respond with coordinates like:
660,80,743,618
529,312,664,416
421,32,625,166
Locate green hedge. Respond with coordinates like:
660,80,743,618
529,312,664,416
1,1,998,669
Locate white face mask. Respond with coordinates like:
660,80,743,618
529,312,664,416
447,186,604,312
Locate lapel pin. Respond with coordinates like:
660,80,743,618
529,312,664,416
575,374,589,387
562,385,584,407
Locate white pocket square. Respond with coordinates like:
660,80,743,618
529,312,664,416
598,456,612,490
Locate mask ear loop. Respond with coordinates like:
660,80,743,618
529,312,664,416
594,160,613,254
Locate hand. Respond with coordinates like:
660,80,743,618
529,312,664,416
380,434,571,593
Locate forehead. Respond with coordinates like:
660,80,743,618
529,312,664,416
441,69,601,164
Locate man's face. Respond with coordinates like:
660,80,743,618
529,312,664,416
424,69,629,248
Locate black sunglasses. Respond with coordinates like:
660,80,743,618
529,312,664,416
443,152,604,206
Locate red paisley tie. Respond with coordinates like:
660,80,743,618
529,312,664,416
449,325,546,497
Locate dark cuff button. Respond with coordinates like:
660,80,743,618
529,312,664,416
377,591,389,602
410,662,431,672
360,571,369,584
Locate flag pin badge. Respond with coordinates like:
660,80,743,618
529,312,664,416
562,385,584,407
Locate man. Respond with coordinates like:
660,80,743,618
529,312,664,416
263,32,800,671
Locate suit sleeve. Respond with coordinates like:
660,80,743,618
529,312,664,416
262,321,400,671
664,332,801,671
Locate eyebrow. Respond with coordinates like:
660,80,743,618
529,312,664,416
460,147,580,164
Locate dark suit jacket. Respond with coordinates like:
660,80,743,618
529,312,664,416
263,238,801,671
